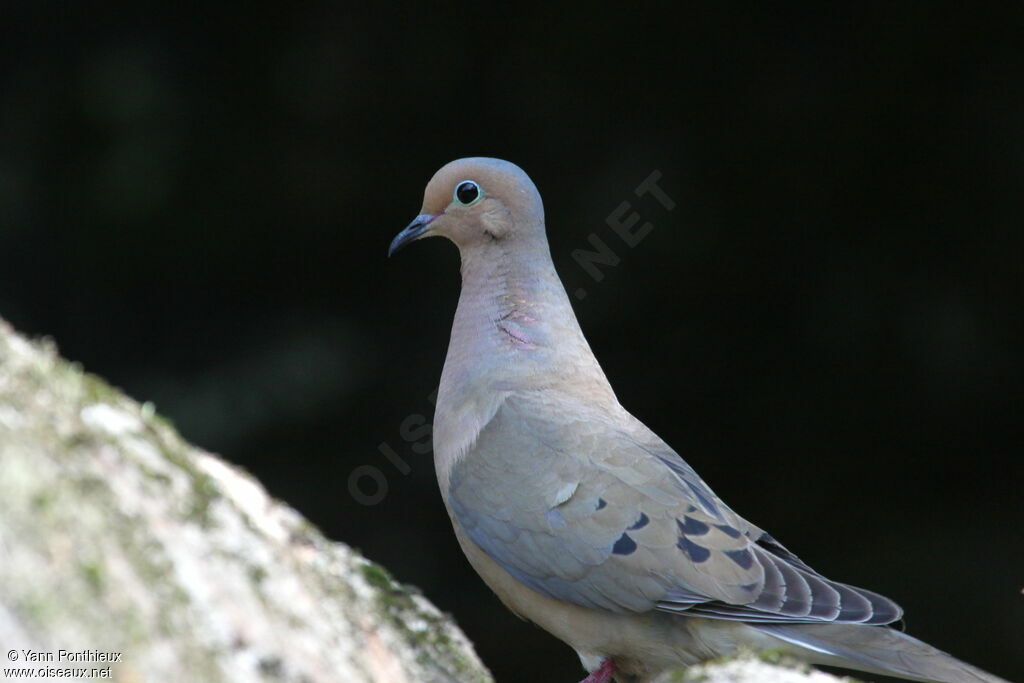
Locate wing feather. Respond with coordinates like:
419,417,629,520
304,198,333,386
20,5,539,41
448,391,903,626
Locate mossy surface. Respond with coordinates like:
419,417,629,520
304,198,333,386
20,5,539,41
0,318,491,683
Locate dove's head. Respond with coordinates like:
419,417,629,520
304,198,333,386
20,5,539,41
388,157,546,257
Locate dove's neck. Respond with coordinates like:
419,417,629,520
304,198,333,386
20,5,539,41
446,235,615,397
433,233,616,484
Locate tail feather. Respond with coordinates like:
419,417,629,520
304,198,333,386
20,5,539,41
754,623,1008,683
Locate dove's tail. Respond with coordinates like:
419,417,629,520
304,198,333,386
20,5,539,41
754,622,1008,683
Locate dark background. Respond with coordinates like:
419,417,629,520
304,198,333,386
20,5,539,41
3,4,1021,681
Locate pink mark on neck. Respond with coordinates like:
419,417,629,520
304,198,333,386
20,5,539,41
496,321,537,349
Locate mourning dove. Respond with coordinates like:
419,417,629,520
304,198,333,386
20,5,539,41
388,158,1008,683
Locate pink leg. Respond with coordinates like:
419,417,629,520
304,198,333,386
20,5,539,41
580,658,616,683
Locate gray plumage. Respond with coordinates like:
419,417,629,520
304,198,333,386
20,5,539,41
389,157,1008,683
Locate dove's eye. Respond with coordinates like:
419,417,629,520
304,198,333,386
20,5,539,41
454,180,482,206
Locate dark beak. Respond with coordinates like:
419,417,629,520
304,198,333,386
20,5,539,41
388,214,436,257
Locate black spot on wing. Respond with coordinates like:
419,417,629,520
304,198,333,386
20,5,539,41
677,536,710,563
724,548,755,570
627,513,649,530
677,516,710,536
715,523,742,539
596,498,607,510
612,532,637,555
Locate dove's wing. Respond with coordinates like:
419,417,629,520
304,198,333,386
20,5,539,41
448,390,901,625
